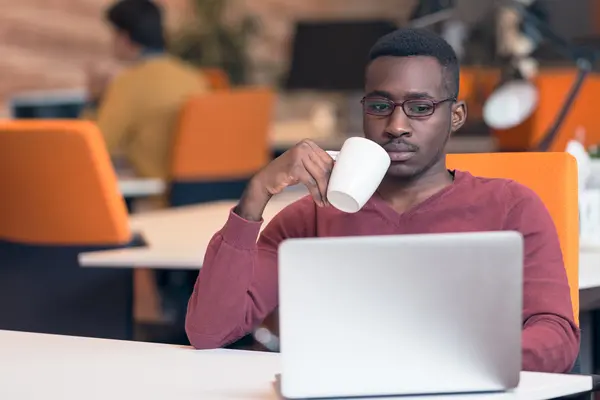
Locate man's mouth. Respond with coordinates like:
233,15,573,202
386,151,416,162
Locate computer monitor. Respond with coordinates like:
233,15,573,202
9,89,87,119
284,20,397,91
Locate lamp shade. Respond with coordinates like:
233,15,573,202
483,80,538,129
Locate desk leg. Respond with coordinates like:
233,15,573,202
581,311,594,374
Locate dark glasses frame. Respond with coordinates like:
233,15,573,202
360,96,457,118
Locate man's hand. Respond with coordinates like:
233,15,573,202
235,139,335,221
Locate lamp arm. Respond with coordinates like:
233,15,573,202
508,1,597,151
536,59,592,151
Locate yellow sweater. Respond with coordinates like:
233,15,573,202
83,55,208,179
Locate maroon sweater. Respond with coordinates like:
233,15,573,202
185,170,580,373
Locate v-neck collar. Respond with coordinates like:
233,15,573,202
367,170,469,227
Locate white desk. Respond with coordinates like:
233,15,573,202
79,190,600,290
0,330,591,400
79,190,305,268
118,177,166,199
116,161,167,199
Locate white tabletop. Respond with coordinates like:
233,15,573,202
79,189,600,295
0,330,590,400
79,189,306,268
115,161,167,199
118,176,166,198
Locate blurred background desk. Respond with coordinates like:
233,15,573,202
79,189,302,268
118,177,166,199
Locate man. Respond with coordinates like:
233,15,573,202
82,0,208,179
185,28,579,373
83,0,208,327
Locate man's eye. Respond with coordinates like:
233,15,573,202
367,102,391,113
407,102,433,115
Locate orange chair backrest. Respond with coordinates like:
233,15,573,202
201,68,231,90
0,120,131,245
170,87,275,181
447,152,579,324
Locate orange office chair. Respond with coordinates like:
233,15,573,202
157,88,275,330
169,87,275,206
447,152,579,325
0,120,137,340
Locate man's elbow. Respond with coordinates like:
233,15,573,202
185,319,225,350
551,326,581,373
185,312,248,350
187,334,222,350
522,317,580,373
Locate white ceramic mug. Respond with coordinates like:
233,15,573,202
326,137,391,213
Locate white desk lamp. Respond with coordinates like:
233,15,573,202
483,0,595,152
483,78,538,130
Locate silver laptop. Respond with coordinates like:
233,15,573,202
277,231,523,399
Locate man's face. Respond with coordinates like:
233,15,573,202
363,55,466,180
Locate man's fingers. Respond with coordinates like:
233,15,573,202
305,140,336,168
296,167,324,206
302,158,330,206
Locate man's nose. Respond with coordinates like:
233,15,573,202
385,108,412,138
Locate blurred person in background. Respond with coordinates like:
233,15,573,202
81,0,209,334
82,0,208,180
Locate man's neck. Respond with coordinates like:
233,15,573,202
139,47,165,59
123,47,164,65
377,167,454,214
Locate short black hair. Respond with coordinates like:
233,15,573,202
106,0,165,49
368,28,459,98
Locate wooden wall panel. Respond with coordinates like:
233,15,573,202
0,0,416,115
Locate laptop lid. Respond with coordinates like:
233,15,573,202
278,231,523,399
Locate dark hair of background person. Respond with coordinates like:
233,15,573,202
106,0,166,50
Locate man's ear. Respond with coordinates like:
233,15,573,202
451,101,467,133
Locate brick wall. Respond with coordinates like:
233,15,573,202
0,0,416,114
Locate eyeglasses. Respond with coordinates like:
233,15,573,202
361,96,456,118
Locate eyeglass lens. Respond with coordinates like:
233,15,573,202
362,98,435,117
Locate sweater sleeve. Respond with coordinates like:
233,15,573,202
504,182,580,373
185,196,316,349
